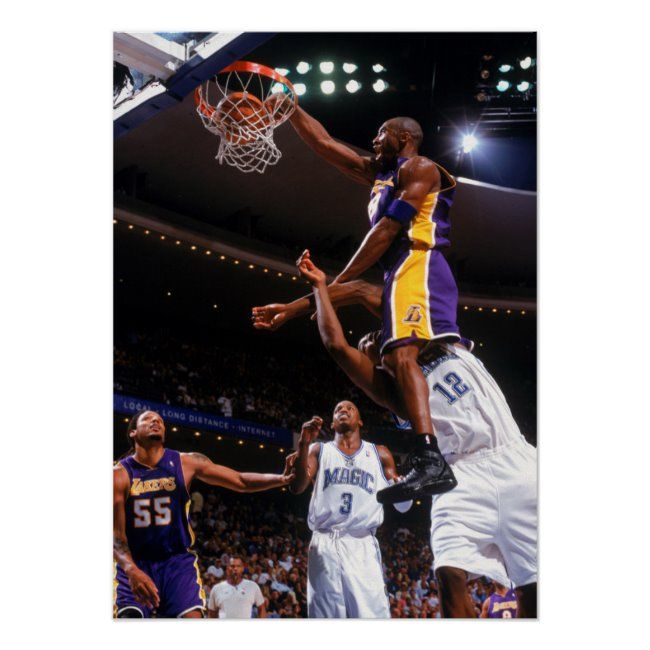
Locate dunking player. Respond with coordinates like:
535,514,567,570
296,253,537,618
282,106,460,502
113,410,293,618
480,582,518,618
288,403,408,618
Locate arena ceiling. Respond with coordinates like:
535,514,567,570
114,32,536,300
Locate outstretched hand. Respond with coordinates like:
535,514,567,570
297,249,326,286
299,415,323,445
251,303,290,331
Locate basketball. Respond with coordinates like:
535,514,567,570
215,91,272,144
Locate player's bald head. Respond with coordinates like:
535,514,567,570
388,116,423,148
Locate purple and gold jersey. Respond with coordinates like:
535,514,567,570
486,589,518,618
368,157,455,273
119,448,194,562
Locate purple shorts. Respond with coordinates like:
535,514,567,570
380,248,460,356
114,551,206,618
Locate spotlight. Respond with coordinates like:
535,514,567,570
519,56,533,70
373,79,388,93
496,80,510,92
498,64,513,73
270,82,285,94
345,79,361,93
296,61,310,74
342,63,358,73
275,67,289,76
294,83,307,96
320,80,335,94
517,81,531,92
461,134,478,153
372,63,386,73
319,61,334,74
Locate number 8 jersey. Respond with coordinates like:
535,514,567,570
119,448,194,561
307,441,390,535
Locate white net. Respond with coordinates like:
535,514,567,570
195,62,296,174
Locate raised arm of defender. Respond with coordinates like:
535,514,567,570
297,250,407,419
289,105,376,185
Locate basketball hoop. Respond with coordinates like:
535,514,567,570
194,61,297,174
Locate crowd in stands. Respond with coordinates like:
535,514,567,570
190,487,491,618
114,331,536,445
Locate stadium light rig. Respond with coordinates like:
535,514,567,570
319,61,334,74
373,79,387,93
342,63,357,73
346,79,361,93
519,56,533,70
517,81,531,92
372,63,386,73
294,83,307,96
320,80,335,94
496,80,510,92
274,67,289,76
296,61,310,74
461,134,478,153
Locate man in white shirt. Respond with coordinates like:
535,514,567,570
208,556,266,619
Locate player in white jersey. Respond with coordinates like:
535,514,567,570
289,403,404,618
296,251,537,618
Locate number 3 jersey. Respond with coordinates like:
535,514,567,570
308,440,390,535
118,448,194,561
396,343,524,459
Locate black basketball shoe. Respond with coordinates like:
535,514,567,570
376,437,457,504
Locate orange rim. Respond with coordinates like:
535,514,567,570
194,60,296,118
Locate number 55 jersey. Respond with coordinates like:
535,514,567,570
114,448,205,618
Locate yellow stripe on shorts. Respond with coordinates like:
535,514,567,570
390,249,434,342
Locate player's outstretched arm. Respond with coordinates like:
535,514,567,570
298,250,407,418
289,105,375,185
113,465,160,609
334,217,402,284
334,156,441,284
289,416,323,494
252,279,382,331
182,453,294,493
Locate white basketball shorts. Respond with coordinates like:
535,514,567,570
307,530,390,618
430,436,537,588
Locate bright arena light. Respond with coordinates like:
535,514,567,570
520,56,533,70
275,67,289,76
517,81,531,92
343,62,358,73
496,80,510,92
372,63,386,73
462,134,478,153
498,64,513,73
294,83,307,96
270,82,285,94
320,80,336,94
373,79,388,93
296,61,310,74
319,61,334,74
346,79,361,93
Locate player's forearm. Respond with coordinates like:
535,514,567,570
313,280,349,354
289,442,312,494
290,280,381,318
237,472,287,493
289,105,334,153
335,218,400,284
113,535,137,574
